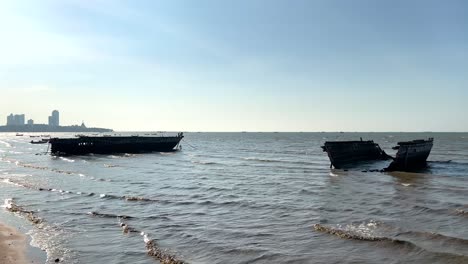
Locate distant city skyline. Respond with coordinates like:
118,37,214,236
1,1,468,132
5,110,62,127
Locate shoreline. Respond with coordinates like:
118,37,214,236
0,222,29,264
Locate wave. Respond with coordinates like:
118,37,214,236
191,160,219,165
4,198,76,263
121,221,186,263
1,178,49,192
142,233,187,264
411,205,450,215
1,177,159,205
87,211,134,219
315,222,376,238
104,164,119,168
242,157,322,165
396,230,468,246
8,160,113,182
1,178,82,195
242,157,293,163
314,223,468,260
4,198,43,225
99,193,158,202
59,157,75,163
95,216,187,263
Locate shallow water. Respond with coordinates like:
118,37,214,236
0,132,467,263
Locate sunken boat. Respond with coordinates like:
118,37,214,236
321,139,390,169
49,133,184,155
385,138,433,171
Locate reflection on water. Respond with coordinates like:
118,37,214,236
0,132,467,264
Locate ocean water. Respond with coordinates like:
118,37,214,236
0,132,468,264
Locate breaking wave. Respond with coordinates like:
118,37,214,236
312,223,410,243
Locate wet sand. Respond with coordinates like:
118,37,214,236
0,222,29,264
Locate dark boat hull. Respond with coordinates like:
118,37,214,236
321,140,388,169
49,135,183,155
386,138,433,171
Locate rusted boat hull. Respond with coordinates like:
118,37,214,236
386,138,433,171
321,140,389,169
49,135,183,156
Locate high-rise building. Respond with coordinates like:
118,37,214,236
6,114,25,126
6,114,14,126
48,110,59,126
27,119,34,125
15,114,25,126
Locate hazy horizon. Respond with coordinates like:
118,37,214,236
1,0,468,132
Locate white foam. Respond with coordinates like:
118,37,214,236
402,183,411,187
140,232,151,243
3,198,13,209
1,179,25,188
60,157,75,163
100,194,106,198
329,172,339,177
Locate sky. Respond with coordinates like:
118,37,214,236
1,0,467,132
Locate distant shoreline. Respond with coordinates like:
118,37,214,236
0,125,113,133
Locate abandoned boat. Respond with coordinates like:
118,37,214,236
49,133,184,155
321,139,390,169
385,138,433,171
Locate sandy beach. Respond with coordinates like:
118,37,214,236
0,222,29,264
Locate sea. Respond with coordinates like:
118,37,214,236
0,132,467,264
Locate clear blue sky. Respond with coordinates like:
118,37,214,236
1,0,467,131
